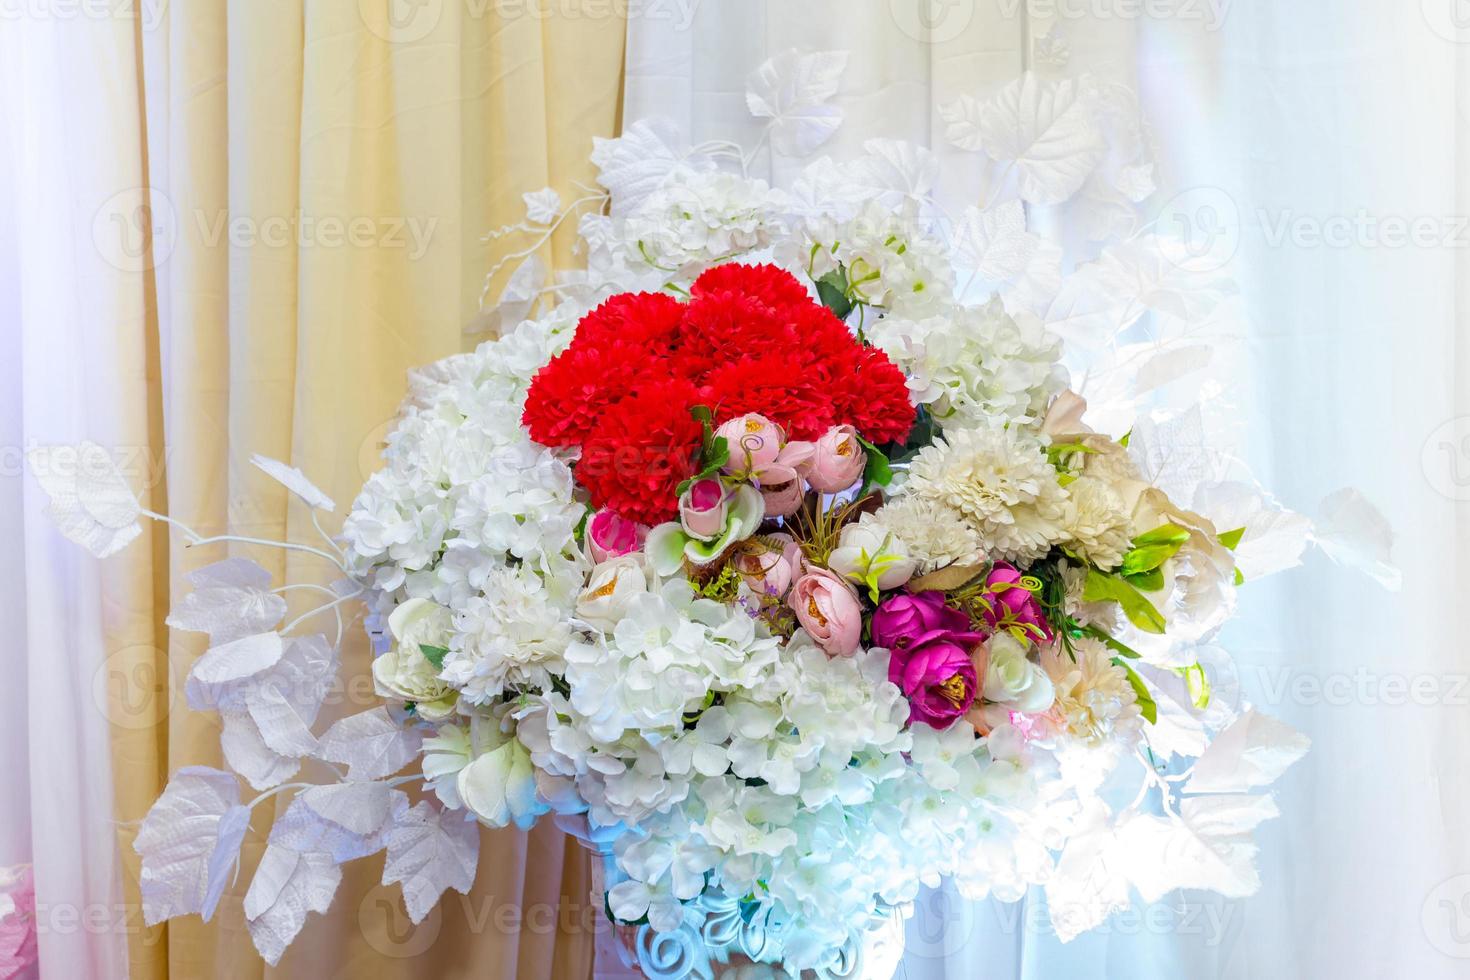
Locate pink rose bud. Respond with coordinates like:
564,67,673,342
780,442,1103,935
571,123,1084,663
805,425,866,493
587,509,646,563
788,567,863,657
759,477,805,518
732,533,802,598
717,414,786,479
679,478,729,541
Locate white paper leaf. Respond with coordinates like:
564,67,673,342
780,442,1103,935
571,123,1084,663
382,799,481,924
186,633,286,711
844,138,938,203
243,845,343,965
268,792,401,863
1127,407,1223,503
167,558,287,645
220,709,300,790
940,74,1105,205
1132,344,1213,397
1192,481,1312,581
1116,794,1280,902
745,49,849,156
300,782,394,837
522,187,561,225
1185,709,1310,795
1313,487,1401,590
250,454,335,512
26,441,143,557
591,119,701,216
202,804,251,922
245,635,337,758
133,767,242,925
953,202,1040,283
493,255,545,328
1043,801,1130,942
318,708,423,781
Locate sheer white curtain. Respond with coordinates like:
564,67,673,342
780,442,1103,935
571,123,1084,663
0,12,146,980
625,3,1468,977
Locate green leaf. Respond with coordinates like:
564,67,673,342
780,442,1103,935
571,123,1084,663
419,644,450,669
1080,624,1141,659
854,434,893,495
1233,566,1245,586
1123,566,1165,593
1118,429,1132,448
1131,523,1191,549
1082,568,1167,634
1218,526,1246,550
1113,658,1157,724
676,436,730,496
1176,662,1211,709
815,270,853,320
1118,523,1191,578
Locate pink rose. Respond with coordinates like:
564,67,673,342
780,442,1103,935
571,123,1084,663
731,533,802,598
718,414,786,479
789,567,863,657
759,476,805,517
679,478,729,541
888,634,980,729
587,509,646,563
804,425,866,493
982,562,1052,641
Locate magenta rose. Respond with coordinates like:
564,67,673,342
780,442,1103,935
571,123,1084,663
983,562,1052,641
888,633,980,729
871,591,976,650
587,509,646,563
789,566,863,657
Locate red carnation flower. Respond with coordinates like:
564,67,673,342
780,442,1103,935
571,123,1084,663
577,380,703,525
522,341,652,447
702,356,834,442
568,291,685,356
832,346,916,445
691,263,814,311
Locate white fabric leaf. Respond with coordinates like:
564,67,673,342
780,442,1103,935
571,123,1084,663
492,255,545,328
300,782,394,837
249,454,335,512
522,187,561,224
843,138,938,203
317,708,423,781
243,845,343,965
745,49,849,156
244,635,337,758
167,558,287,645
1314,487,1402,590
1043,801,1130,943
1115,794,1280,902
186,633,285,711
220,709,300,790
1185,709,1310,795
26,441,142,557
381,799,481,924
1132,344,1214,396
953,202,1040,283
132,767,242,925
591,118,702,215
267,791,402,863
1127,407,1222,503
1192,481,1312,581
940,74,1105,205
202,804,251,922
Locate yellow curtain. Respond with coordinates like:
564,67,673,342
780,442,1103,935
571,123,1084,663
106,3,626,977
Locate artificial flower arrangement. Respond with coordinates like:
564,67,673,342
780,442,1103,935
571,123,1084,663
30,51,1394,979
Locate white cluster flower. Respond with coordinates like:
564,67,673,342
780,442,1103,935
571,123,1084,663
1058,475,1133,571
1040,639,1143,750
902,424,1069,564
868,493,985,574
868,297,1067,428
620,172,780,274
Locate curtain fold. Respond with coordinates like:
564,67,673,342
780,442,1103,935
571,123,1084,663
4,3,625,978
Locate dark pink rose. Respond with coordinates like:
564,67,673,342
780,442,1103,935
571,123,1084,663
587,509,646,563
888,634,980,729
871,591,976,651
982,562,1052,641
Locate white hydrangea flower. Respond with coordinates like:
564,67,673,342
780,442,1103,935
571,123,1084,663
867,297,1066,428
622,172,780,274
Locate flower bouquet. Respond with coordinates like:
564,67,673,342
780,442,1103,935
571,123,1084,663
31,55,1391,980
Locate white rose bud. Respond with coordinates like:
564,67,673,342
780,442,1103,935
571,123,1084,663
983,633,1055,713
374,597,457,720
576,555,651,632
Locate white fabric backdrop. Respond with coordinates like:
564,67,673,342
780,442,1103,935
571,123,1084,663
0,13,144,980
625,2,1470,978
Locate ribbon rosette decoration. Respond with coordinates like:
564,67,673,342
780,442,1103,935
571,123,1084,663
31,51,1396,979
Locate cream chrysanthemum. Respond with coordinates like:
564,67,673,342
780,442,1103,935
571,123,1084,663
1059,476,1132,570
1040,639,1142,749
870,494,986,574
904,425,1067,564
